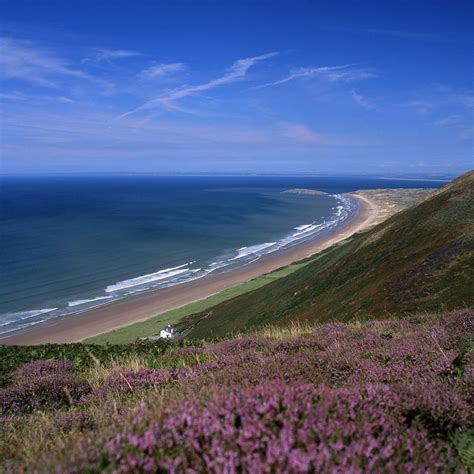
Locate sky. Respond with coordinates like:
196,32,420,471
0,0,473,176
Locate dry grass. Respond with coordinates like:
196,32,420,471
84,355,151,387
251,320,315,340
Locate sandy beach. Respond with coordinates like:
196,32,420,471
1,194,378,345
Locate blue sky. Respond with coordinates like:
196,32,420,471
1,0,473,175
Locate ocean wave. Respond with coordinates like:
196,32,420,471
293,223,324,237
230,242,277,261
105,263,201,293
294,223,314,231
0,307,58,327
68,296,113,307
0,318,50,337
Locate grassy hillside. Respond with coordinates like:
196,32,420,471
1,310,472,471
180,171,474,339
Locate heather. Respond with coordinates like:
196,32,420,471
0,373,91,416
9,359,76,384
0,309,472,472
70,383,459,472
0,339,199,387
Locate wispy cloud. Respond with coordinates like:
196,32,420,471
1,90,76,104
433,115,461,126
351,90,374,109
0,91,28,101
401,100,435,114
453,92,474,109
54,95,75,104
326,69,377,83
260,65,351,88
0,37,92,87
118,52,278,118
260,65,376,88
364,29,438,41
82,48,142,63
333,27,459,43
278,123,328,144
401,86,474,115
138,62,186,80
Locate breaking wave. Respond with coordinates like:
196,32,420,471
105,263,199,293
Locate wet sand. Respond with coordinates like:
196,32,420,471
1,194,378,345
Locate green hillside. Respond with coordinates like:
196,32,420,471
180,171,474,339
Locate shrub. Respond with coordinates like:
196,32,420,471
81,368,173,403
65,382,460,473
0,373,91,415
1,309,473,471
9,359,76,384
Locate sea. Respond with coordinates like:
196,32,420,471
0,175,444,336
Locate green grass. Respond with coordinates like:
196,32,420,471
451,429,474,472
84,256,321,344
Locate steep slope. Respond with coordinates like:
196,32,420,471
180,171,474,339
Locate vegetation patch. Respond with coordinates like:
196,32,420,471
0,309,472,471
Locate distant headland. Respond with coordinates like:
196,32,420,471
282,188,328,195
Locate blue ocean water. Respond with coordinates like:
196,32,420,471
0,176,443,336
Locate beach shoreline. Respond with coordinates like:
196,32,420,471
1,194,378,345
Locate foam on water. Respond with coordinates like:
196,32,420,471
294,223,314,231
105,263,196,293
230,242,278,260
0,307,58,327
68,296,113,307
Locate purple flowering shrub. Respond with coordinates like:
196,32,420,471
211,337,277,355
81,368,177,404
1,359,90,415
0,373,91,415
99,368,173,392
66,382,460,473
2,309,472,471
51,309,473,473
9,359,76,384
82,362,238,404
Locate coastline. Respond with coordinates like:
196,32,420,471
1,194,378,345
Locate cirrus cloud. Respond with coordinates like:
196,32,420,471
138,62,186,80
351,90,374,109
0,37,93,87
118,51,279,118
82,48,142,63
260,65,376,88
